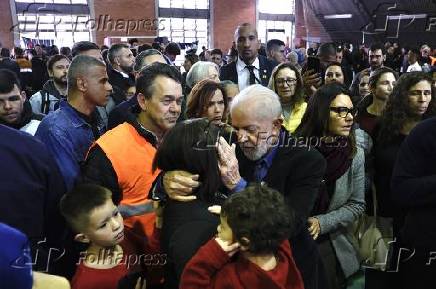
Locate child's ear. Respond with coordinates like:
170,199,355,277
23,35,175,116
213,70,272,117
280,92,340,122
239,237,250,251
74,233,91,244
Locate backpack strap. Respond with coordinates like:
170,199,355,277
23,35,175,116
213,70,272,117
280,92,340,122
40,90,50,114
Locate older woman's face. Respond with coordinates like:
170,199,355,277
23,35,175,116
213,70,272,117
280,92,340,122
204,89,225,124
328,93,354,137
207,65,220,82
275,68,297,103
325,65,344,85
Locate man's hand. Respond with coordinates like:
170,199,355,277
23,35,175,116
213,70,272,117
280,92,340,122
308,217,321,240
214,237,240,257
217,137,241,190
302,69,322,95
135,277,146,289
163,170,199,202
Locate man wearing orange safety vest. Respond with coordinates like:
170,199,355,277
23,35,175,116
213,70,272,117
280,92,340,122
81,63,183,254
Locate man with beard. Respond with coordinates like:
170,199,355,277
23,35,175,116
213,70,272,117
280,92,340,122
29,55,70,114
36,55,112,192
107,43,135,93
220,23,277,90
81,64,182,286
0,69,43,135
160,85,328,289
350,43,386,95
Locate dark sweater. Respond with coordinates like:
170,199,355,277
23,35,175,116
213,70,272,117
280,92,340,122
391,117,436,249
373,133,406,235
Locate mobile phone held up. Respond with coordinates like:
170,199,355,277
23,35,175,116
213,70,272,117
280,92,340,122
307,56,321,75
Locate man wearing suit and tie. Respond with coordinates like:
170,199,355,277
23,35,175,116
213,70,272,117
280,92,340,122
220,23,278,90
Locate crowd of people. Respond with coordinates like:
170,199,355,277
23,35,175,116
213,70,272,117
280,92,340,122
1,22,435,289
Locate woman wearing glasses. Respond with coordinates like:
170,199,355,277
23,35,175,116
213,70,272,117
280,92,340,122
295,83,365,289
268,63,306,133
152,118,231,288
366,72,436,288
186,79,228,125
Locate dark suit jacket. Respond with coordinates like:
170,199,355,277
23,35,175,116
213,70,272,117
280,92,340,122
219,55,277,87
107,66,135,91
236,129,328,289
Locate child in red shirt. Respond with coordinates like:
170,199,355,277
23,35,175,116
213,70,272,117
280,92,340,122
60,184,160,289
180,184,305,289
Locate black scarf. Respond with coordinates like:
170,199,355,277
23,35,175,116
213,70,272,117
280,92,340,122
313,137,353,215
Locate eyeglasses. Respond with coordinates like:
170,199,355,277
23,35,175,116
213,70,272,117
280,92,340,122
275,78,297,86
329,106,357,118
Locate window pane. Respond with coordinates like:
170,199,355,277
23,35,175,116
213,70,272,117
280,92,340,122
14,0,91,46
158,0,209,9
258,0,294,14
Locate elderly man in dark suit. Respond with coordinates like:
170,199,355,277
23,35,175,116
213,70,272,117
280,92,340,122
162,85,328,289
220,23,277,90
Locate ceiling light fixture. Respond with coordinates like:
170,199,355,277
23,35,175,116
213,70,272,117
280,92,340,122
324,14,353,19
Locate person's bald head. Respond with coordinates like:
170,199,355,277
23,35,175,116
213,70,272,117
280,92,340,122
234,23,260,64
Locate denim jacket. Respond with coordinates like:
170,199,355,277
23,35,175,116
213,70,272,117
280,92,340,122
35,100,105,191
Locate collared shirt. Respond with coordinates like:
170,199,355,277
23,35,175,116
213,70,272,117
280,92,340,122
406,62,422,72
114,68,130,78
233,137,280,193
236,56,260,91
35,100,106,191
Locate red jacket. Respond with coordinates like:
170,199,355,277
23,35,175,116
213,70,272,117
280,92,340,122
180,239,305,289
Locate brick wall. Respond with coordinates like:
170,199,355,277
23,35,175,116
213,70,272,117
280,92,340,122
212,0,256,53
0,0,15,48
92,0,157,46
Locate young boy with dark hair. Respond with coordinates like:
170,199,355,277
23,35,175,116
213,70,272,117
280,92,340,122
60,184,158,289
180,184,304,289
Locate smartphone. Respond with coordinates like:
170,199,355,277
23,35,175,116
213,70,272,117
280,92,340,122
307,56,321,74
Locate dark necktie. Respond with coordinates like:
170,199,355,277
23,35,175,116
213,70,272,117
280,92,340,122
245,65,256,85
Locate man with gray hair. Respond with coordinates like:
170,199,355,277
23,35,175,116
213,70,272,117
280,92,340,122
161,84,328,289
36,55,112,191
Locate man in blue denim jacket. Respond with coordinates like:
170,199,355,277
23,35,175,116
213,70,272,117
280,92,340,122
36,55,112,191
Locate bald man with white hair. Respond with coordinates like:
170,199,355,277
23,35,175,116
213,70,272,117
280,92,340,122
162,84,328,289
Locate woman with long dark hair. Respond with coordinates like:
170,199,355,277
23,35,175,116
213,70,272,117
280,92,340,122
268,63,306,133
152,118,230,288
366,72,436,288
186,79,228,125
295,83,365,289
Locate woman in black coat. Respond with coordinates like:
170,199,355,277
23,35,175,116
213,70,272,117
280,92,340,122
153,118,231,288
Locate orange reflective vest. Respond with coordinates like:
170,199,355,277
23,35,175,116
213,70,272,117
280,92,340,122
93,122,160,238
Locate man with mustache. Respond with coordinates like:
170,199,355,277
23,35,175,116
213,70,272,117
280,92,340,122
220,23,277,90
350,43,386,95
29,54,70,114
160,85,328,289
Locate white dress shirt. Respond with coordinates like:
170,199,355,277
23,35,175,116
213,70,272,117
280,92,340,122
406,62,422,72
236,57,260,91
